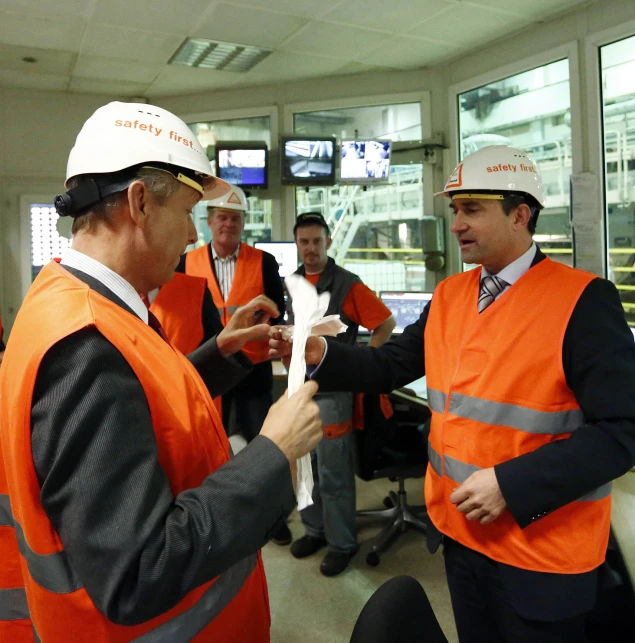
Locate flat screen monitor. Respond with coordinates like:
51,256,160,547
281,136,336,186
379,291,433,334
339,139,391,183
254,241,298,279
215,141,268,189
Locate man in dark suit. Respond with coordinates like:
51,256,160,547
271,145,635,643
0,101,322,642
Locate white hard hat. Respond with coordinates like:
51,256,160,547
206,184,248,212
57,101,230,216
435,145,545,208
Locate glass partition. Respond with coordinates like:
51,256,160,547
602,34,635,326
189,116,272,246
292,102,426,293
458,59,573,268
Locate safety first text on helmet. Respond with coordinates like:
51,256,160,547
486,163,537,173
114,119,199,151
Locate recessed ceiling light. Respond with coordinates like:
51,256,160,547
168,37,271,73
22,56,37,63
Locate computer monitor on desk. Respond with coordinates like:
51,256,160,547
379,291,432,334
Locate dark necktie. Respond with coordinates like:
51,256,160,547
139,292,170,345
478,276,508,313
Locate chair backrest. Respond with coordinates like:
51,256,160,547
349,575,448,643
354,392,430,482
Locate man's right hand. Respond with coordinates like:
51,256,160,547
260,381,322,463
268,327,326,365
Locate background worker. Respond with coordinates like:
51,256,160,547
288,212,395,577
181,184,291,545
271,146,635,641
0,101,322,643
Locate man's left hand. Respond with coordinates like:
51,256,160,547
449,468,507,525
217,295,279,357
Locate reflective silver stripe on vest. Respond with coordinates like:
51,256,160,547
216,307,224,318
427,441,443,478
315,392,353,426
226,305,239,316
32,624,42,643
13,521,83,594
428,443,611,501
0,494,12,527
132,554,258,642
449,392,583,435
427,388,447,415
0,588,30,621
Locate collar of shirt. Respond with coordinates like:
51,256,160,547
60,248,149,324
481,242,537,297
211,242,240,262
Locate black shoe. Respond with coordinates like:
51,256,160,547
320,548,358,577
290,535,328,559
270,522,292,546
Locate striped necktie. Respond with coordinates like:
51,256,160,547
139,292,170,344
478,275,508,313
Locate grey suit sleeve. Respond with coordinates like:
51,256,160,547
31,328,295,626
187,335,253,398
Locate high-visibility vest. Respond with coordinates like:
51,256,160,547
424,257,611,574
185,244,270,363
0,261,270,642
150,273,206,355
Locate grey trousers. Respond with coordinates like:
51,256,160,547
300,431,358,554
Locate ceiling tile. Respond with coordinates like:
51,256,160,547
406,5,530,49
0,10,85,51
0,44,75,75
364,35,462,69
333,61,400,75
147,66,240,97
81,24,183,64
281,21,388,60
0,68,69,92
247,50,344,79
466,0,585,20
321,0,455,33
91,0,212,34
193,3,307,49
209,0,342,20
67,77,150,96
72,55,163,83
0,0,92,21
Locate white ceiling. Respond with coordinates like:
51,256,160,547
0,0,590,98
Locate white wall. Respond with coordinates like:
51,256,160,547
1,0,634,334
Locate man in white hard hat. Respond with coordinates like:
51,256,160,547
271,145,635,642
0,101,322,643
180,184,290,546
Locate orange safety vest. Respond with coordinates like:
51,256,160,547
424,257,611,574
150,273,206,355
0,261,270,642
185,244,270,364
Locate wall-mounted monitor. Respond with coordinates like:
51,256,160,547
280,136,336,186
254,241,299,279
379,291,432,334
215,141,268,189
339,139,391,184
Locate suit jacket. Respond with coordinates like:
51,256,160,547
314,249,635,620
30,266,295,625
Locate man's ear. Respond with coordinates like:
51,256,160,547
513,203,532,231
326,236,332,250
127,181,149,229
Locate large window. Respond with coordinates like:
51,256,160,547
602,34,635,325
29,204,69,281
458,59,573,267
189,116,272,246
292,102,427,293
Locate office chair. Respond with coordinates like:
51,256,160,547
355,391,430,566
349,575,448,643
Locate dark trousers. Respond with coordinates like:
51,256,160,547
222,361,273,443
443,539,589,643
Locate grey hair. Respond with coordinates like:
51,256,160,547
69,167,182,234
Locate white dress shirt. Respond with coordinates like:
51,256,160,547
211,243,240,301
60,248,149,324
481,242,537,301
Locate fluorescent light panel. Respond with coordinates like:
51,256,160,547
169,38,271,72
